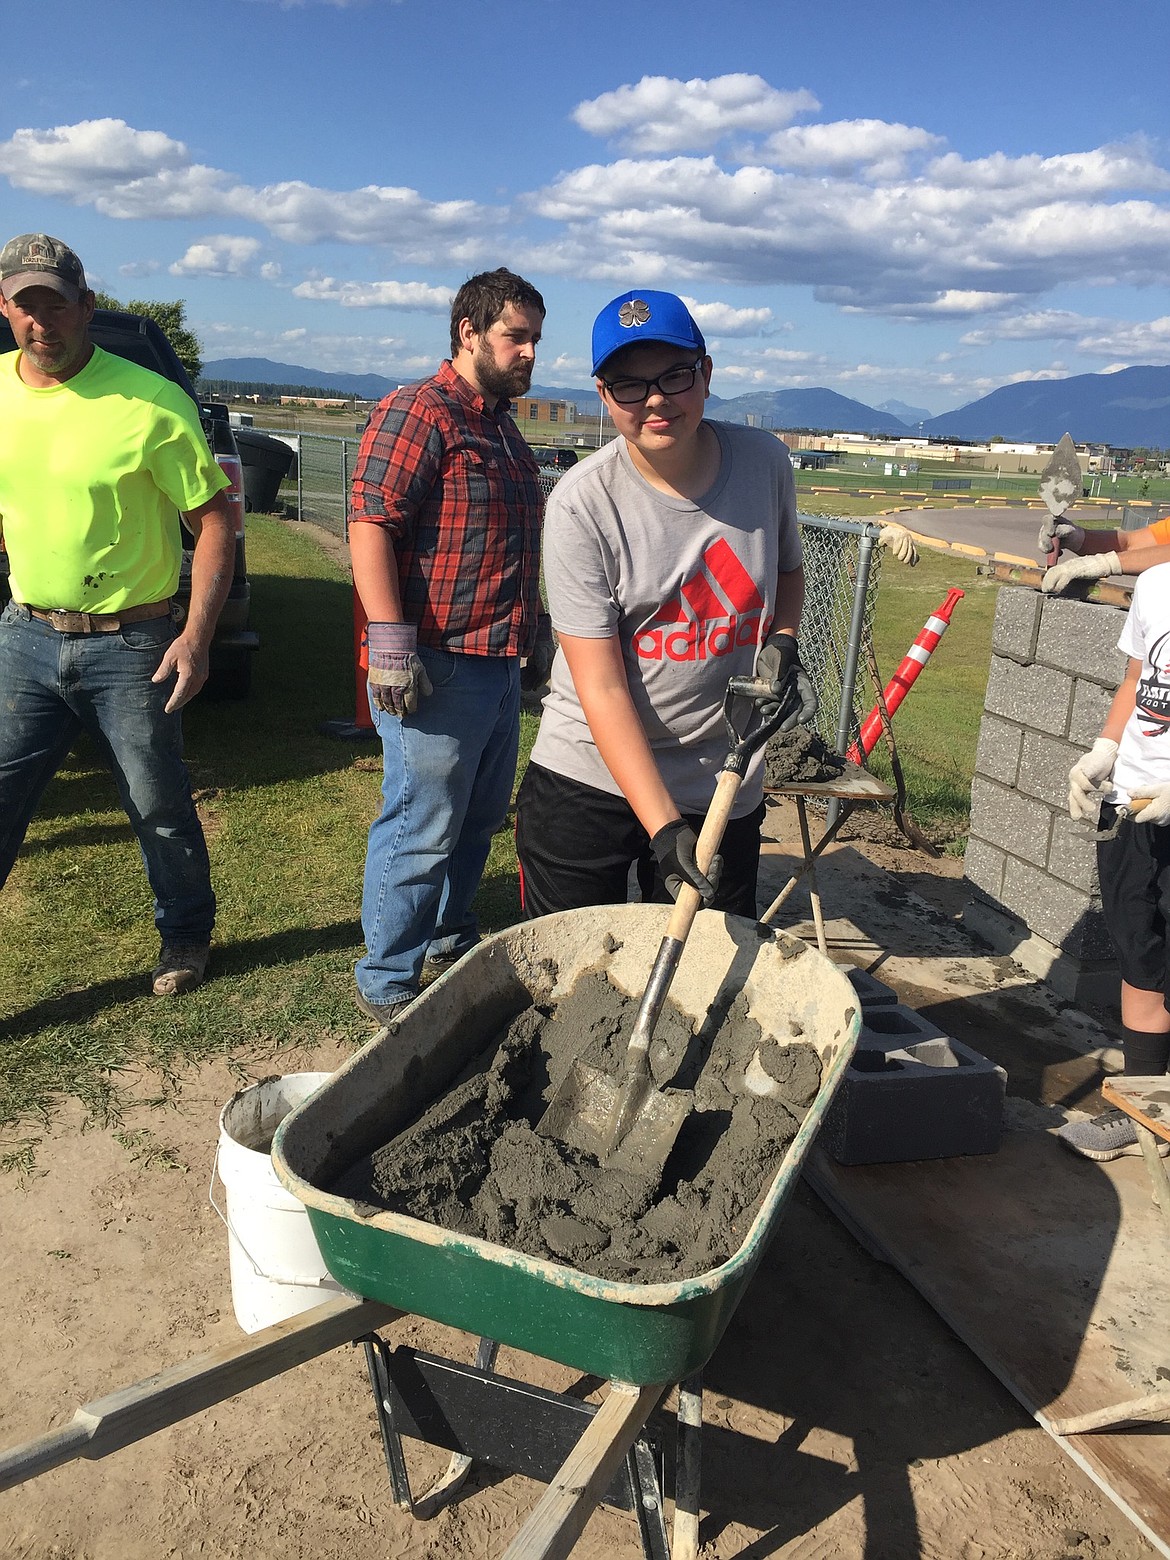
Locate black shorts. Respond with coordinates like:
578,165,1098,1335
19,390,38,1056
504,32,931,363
514,760,766,920
1097,803,1170,993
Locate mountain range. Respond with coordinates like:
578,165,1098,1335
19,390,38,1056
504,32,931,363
200,356,1170,448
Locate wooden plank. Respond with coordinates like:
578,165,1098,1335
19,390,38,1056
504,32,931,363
806,1134,1170,1557
764,762,895,802
1103,1076,1170,1144
503,1382,668,1560
0,1295,399,1493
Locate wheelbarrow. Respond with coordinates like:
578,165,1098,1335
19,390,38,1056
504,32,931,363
0,906,859,1559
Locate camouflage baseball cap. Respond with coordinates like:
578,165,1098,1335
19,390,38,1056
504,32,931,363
0,233,87,302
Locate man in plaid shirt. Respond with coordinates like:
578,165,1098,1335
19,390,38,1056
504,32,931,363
348,268,550,1024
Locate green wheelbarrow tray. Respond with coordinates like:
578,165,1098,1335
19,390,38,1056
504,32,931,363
273,905,860,1386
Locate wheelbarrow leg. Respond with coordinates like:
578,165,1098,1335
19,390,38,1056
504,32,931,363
671,1373,702,1560
363,1333,499,1516
362,1334,413,1510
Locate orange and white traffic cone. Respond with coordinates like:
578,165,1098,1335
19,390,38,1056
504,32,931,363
848,587,964,763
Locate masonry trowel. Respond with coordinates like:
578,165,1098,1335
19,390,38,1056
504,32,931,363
1038,432,1083,567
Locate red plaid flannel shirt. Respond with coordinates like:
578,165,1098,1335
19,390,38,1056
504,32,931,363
349,360,543,656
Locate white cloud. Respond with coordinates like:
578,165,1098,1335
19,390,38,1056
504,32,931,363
679,296,772,336
0,117,502,255
118,258,160,278
573,75,819,154
0,118,189,194
928,141,1170,198
960,310,1170,362
292,276,453,310
170,235,262,277
761,119,942,177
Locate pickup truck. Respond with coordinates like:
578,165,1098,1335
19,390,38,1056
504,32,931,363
0,308,259,698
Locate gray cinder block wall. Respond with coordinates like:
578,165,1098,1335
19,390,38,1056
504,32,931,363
962,586,1128,1008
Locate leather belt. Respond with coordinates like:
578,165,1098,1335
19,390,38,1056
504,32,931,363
21,600,173,634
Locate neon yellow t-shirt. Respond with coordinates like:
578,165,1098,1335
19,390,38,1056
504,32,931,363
0,345,230,612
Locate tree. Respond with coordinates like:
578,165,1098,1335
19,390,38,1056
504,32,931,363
92,292,202,382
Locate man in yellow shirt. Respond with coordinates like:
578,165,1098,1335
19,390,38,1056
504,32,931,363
0,233,235,995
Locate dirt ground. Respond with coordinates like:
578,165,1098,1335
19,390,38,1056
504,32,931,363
1,826,1156,1560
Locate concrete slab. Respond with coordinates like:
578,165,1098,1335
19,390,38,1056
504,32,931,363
759,800,1170,1555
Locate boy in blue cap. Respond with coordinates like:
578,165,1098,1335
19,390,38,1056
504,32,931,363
515,289,814,918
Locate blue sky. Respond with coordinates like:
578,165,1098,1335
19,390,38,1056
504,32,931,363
4,0,1170,414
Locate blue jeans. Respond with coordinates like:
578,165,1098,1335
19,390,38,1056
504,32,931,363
356,645,520,1007
0,602,215,942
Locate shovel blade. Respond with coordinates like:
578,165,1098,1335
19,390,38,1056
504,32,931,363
537,1060,692,1179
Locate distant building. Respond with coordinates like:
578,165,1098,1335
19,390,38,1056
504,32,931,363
512,396,576,425
280,395,349,409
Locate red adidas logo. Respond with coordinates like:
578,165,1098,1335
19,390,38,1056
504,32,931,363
633,539,767,662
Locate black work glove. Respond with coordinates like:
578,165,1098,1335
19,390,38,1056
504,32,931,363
754,631,818,733
521,613,555,692
366,621,433,717
650,820,722,906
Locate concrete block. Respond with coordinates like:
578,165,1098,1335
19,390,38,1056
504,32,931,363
1069,679,1115,747
1036,596,1127,688
834,964,898,1008
974,714,1023,787
822,1020,1006,1165
991,586,1042,662
984,657,1072,737
1000,856,1114,957
968,776,1053,862
857,1003,948,1046
1017,730,1083,810
963,837,1006,901
1047,811,1100,894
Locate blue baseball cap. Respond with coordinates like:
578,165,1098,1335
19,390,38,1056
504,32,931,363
591,290,706,377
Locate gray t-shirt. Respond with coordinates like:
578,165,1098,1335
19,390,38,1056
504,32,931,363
531,421,803,816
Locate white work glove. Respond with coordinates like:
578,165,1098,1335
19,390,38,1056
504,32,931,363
1068,737,1118,821
1037,513,1086,556
1130,784,1170,825
878,524,918,567
1042,551,1120,594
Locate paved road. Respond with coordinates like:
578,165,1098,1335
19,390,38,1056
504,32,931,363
890,503,1092,564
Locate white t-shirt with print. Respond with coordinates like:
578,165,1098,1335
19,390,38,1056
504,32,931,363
531,420,803,817
1110,562,1170,803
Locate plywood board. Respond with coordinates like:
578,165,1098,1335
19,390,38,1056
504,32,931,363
806,1129,1170,1556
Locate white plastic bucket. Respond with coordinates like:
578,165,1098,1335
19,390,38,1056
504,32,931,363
211,1072,351,1333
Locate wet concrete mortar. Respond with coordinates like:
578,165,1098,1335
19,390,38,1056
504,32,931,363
334,967,823,1284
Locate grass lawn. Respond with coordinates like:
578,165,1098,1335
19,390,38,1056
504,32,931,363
0,516,994,1155
864,546,997,847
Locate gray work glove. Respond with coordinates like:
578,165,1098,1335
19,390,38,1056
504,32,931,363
1037,513,1086,557
878,524,918,566
1130,784,1170,825
754,631,819,732
650,820,722,906
520,613,555,692
366,621,433,717
1068,737,1117,821
1042,550,1121,594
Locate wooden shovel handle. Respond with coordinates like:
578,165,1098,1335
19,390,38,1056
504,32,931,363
663,768,743,944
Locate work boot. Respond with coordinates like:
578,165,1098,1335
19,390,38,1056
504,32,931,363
1057,1106,1170,1162
151,940,211,997
354,989,415,1028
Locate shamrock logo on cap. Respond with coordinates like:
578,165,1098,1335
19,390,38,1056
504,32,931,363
618,298,652,330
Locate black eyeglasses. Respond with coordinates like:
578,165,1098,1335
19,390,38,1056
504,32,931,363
602,357,705,406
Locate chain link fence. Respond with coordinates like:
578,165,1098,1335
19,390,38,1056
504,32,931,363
264,430,878,751
796,516,881,755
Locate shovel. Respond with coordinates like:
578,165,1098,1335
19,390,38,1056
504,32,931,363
537,676,798,1178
